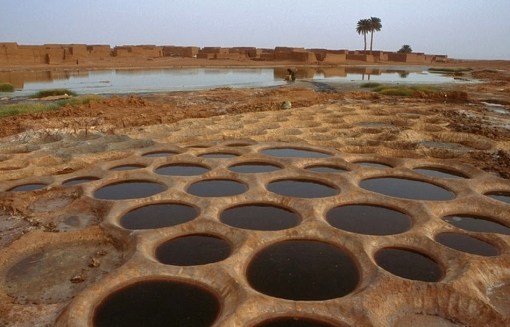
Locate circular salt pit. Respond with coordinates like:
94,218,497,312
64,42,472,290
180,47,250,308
267,179,339,198
187,179,247,197
120,203,198,230
155,164,209,176
110,164,146,171
247,240,359,300
413,167,468,179
62,176,100,186
261,148,332,158
443,215,510,235
305,165,349,173
199,152,239,158
93,280,220,327
253,317,339,327
8,183,47,192
220,204,300,231
94,181,166,200
326,205,411,235
360,177,454,201
155,235,231,266
229,162,281,173
375,248,443,282
142,151,177,158
485,192,510,204
435,232,499,256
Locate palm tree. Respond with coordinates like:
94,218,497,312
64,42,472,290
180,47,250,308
356,19,371,51
368,17,382,53
398,44,412,53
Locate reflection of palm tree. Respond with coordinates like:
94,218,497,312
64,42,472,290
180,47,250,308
369,17,382,52
356,19,371,51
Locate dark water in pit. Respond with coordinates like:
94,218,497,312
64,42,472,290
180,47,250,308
220,204,300,231
187,179,247,197
120,203,198,230
267,180,339,198
247,240,359,300
229,163,281,173
261,148,332,158
94,181,166,200
486,192,510,204
93,280,220,327
62,177,100,186
305,165,349,173
326,205,411,235
414,168,468,179
435,232,499,256
8,183,47,192
375,248,442,282
155,235,231,266
199,153,238,159
360,177,454,201
110,164,146,171
254,317,338,327
155,164,209,176
444,215,510,235
142,151,177,158
356,162,392,169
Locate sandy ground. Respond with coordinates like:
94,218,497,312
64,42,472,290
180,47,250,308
0,60,509,326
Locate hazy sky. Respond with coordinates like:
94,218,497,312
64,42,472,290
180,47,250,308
1,0,509,59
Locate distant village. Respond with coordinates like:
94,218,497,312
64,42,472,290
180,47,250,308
0,43,448,66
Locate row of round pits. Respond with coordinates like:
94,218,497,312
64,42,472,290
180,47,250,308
62,176,100,186
267,180,339,198
155,164,209,176
375,248,443,282
326,205,411,235
120,203,198,230
187,180,247,197
220,204,300,231
142,151,177,158
229,162,281,174
156,235,231,266
435,232,499,256
8,183,48,192
247,240,359,300
487,192,510,204
254,317,338,327
261,148,332,158
444,215,510,235
413,167,468,179
110,164,146,171
360,177,455,201
93,280,220,327
94,181,166,200
306,165,348,173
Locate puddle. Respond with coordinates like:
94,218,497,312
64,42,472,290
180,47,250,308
155,164,209,176
355,161,392,169
142,151,177,158
247,240,359,300
93,280,220,327
8,183,48,192
220,204,300,231
254,317,338,327
360,177,454,201
94,181,166,200
199,152,238,159
120,203,198,230
444,215,510,235
229,162,281,173
326,205,411,235
62,176,100,186
187,179,247,197
110,164,146,171
305,165,349,173
485,192,510,204
435,232,499,256
414,167,468,179
267,179,339,198
261,148,332,158
375,248,442,282
155,234,231,266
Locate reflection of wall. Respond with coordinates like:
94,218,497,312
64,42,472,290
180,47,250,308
0,70,90,88
319,68,346,77
273,68,316,79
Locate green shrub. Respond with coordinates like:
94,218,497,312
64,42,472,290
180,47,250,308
0,103,60,117
31,88,77,98
0,83,15,92
428,67,472,73
378,87,415,96
360,82,382,88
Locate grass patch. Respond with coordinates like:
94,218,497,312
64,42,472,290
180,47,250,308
360,82,382,88
428,67,472,73
31,88,77,98
369,85,441,97
0,83,15,92
0,95,102,118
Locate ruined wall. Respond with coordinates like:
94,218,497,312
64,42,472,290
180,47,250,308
162,46,199,58
321,53,347,64
346,52,375,62
387,53,426,63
